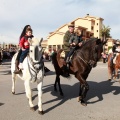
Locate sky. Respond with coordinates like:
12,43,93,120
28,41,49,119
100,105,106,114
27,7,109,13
0,0,120,44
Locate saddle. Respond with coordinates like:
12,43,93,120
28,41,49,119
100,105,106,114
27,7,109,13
60,50,74,66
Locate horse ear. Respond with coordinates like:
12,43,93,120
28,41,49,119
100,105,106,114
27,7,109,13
39,38,43,46
28,38,33,45
96,39,102,45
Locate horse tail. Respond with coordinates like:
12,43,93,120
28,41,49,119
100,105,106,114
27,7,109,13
51,49,63,75
51,51,60,71
56,49,63,60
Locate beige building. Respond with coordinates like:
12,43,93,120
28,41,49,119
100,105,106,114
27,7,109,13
46,14,104,51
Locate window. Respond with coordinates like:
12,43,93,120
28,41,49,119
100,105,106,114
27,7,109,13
91,26,94,30
48,45,52,49
97,30,98,32
53,45,56,50
57,45,61,49
97,23,98,25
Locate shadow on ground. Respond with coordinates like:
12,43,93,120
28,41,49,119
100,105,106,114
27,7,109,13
0,70,11,75
45,71,55,76
30,80,120,114
12,78,120,113
0,103,5,106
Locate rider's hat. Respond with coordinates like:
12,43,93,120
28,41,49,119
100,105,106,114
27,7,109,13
68,23,74,28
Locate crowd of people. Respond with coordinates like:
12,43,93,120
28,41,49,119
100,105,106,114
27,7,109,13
0,48,17,63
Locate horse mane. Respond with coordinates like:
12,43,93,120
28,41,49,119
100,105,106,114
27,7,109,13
82,38,97,47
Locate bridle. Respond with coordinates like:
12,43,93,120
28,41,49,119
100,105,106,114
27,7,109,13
77,40,102,68
27,45,44,81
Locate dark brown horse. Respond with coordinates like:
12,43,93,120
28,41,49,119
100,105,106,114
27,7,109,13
52,38,105,106
108,53,120,80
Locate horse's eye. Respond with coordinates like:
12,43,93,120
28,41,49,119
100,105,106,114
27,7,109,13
30,50,33,52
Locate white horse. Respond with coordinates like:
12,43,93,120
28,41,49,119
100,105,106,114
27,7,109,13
11,38,44,115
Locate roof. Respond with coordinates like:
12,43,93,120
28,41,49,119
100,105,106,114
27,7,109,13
71,17,89,23
84,15,104,20
47,15,104,39
41,40,48,44
47,24,67,38
76,26,87,30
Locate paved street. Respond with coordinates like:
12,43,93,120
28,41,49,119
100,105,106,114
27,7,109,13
0,61,120,120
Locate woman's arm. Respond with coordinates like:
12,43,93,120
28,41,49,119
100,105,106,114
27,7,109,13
19,37,25,50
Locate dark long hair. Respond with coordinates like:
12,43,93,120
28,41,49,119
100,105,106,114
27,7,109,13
19,25,31,41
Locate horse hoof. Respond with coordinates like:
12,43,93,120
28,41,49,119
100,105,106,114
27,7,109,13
30,107,35,111
38,110,44,115
12,92,15,95
77,96,82,102
108,79,111,81
81,102,87,106
60,92,64,97
81,100,87,106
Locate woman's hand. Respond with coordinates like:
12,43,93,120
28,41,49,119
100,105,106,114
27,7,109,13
72,43,76,45
22,48,25,51
79,42,82,46
24,42,29,46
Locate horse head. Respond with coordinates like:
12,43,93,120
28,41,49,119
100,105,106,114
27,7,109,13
79,38,103,67
28,37,43,70
94,39,103,61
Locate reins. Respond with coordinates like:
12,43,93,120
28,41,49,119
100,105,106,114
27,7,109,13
76,39,99,68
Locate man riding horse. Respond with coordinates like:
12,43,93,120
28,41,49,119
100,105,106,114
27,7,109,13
110,41,120,66
52,36,104,105
62,23,83,76
108,41,120,80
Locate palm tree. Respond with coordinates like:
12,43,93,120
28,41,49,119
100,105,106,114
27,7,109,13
100,24,111,40
100,25,111,53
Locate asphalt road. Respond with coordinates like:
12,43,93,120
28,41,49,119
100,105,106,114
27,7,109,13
0,61,120,120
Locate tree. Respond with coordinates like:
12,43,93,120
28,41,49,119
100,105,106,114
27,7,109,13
100,25,111,53
100,24,111,40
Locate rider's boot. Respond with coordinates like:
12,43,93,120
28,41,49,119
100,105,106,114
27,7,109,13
44,66,50,76
13,60,21,74
19,63,24,70
44,66,50,73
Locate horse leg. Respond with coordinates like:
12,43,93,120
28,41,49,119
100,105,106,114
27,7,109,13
57,75,64,96
108,66,112,81
37,78,44,115
75,73,89,106
24,80,34,110
54,75,58,92
77,83,82,102
115,68,118,79
78,83,89,106
11,73,17,94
